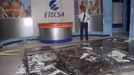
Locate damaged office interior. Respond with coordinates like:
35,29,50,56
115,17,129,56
1,0,134,75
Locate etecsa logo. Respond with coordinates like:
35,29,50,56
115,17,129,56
49,0,59,11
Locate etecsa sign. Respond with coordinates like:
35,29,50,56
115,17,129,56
32,0,74,23
44,0,65,18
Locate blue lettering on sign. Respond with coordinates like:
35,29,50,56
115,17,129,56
44,12,65,18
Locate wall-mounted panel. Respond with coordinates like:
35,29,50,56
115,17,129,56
0,18,34,41
112,2,123,24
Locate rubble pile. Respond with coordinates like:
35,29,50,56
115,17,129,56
17,46,68,75
16,38,134,75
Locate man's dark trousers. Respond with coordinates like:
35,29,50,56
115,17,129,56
80,22,88,41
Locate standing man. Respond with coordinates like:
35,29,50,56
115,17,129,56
79,6,90,42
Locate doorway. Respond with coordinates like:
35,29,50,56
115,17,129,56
112,0,131,38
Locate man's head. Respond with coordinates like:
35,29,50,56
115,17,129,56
83,7,86,12
80,5,86,12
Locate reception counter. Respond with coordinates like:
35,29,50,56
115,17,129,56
38,22,73,44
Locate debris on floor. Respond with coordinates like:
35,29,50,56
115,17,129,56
107,50,130,63
14,38,134,75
